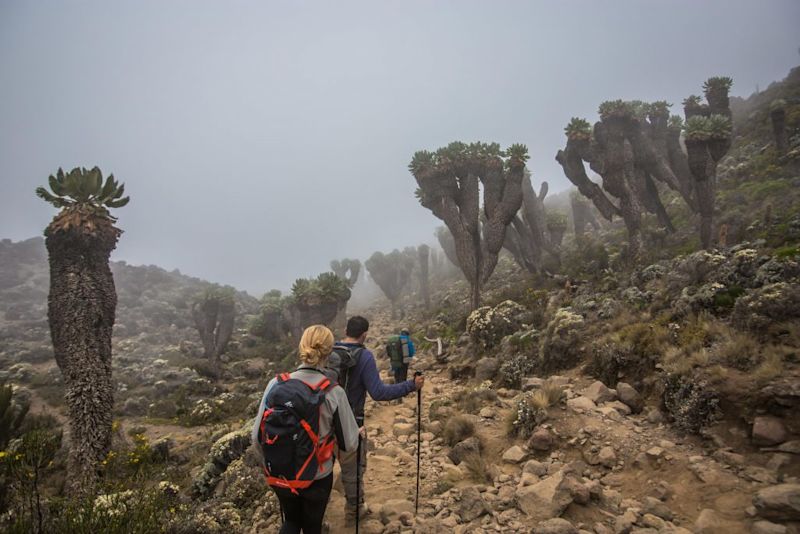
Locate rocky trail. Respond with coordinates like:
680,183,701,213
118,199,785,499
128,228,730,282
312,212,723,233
317,313,799,534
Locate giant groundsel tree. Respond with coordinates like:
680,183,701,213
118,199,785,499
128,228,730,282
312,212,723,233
504,171,560,273
555,77,733,256
410,142,528,309
35,166,129,496
192,285,237,377
365,249,415,318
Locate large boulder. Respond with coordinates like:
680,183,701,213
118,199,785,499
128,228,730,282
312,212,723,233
447,436,481,466
583,381,616,404
515,470,573,521
752,416,788,446
615,382,643,414
456,486,489,522
475,357,500,381
753,484,800,522
466,300,527,349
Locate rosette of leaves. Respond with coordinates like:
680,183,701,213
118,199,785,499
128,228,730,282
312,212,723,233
564,117,592,141
667,115,684,129
683,116,714,142
315,272,350,302
546,211,568,232
682,95,703,111
36,167,129,232
504,143,530,167
702,76,733,95
770,98,787,112
706,114,732,140
260,289,284,313
598,99,629,120
647,100,671,120
291,273,349,306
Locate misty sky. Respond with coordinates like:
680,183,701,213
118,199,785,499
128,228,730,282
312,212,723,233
1,1,798,295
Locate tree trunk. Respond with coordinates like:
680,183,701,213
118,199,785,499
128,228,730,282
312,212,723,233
470,280,481,311
686,140,715,249
418,245,430,310
771,108,787,153
45,225,118,497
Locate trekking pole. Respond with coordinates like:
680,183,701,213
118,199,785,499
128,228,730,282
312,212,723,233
414,371,422,515
355,432,361,534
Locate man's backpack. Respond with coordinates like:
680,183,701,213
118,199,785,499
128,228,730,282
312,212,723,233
386,335,407,368
326,345,363,392
257,372,336,494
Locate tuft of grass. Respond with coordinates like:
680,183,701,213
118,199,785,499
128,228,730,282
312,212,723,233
529,381,563,410
443,414,475,447
753,348,785,384
461,451,496,483
457,386,498,414
717,333,761,371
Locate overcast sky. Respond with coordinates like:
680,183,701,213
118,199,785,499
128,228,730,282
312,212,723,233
1,1,798,295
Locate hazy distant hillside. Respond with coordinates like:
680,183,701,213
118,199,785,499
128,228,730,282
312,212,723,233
0,236,259,365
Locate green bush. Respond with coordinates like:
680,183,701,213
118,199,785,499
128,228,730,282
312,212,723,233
0,382,29,449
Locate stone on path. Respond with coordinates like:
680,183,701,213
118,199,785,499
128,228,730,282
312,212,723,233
515,470,573,521
502,445,528,464
615,382,643,413
752,520,788,534
379,498,414,525
752,416,788,446
457,486,489,522
532,517,578,534
567,396,597,414
448,436,481,465
528,427,556,451
694,508,742,534
753,484,800,522
583,381,617,404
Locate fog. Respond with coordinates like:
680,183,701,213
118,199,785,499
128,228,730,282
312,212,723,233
1,0,798,295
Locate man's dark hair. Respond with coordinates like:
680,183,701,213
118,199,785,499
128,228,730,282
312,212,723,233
346,316,370,338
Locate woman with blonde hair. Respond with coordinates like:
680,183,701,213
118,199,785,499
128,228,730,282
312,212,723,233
252,325,359,534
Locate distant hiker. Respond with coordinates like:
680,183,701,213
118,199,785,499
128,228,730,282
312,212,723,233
328,315,424,526
252,325,360,534
386,328,415,383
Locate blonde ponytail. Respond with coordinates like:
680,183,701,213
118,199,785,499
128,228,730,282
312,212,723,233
298,325,334,366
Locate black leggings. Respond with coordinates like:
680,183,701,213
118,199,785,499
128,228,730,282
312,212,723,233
273,474,333,534
394,364,409,383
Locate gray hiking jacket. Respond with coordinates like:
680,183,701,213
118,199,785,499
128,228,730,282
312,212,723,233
251,364,360,480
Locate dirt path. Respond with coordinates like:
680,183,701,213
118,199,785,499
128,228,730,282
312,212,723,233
316,309,775,533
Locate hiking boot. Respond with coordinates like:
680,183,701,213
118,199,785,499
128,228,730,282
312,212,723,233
344,503,369,527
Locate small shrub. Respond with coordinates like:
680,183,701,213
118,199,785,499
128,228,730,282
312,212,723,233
540,308,585,372
443,414,475,446
507,393,548,438
498,352,536,389
1,426,63,531
0,383,29,450
661,373,721,434
46,486,184,534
